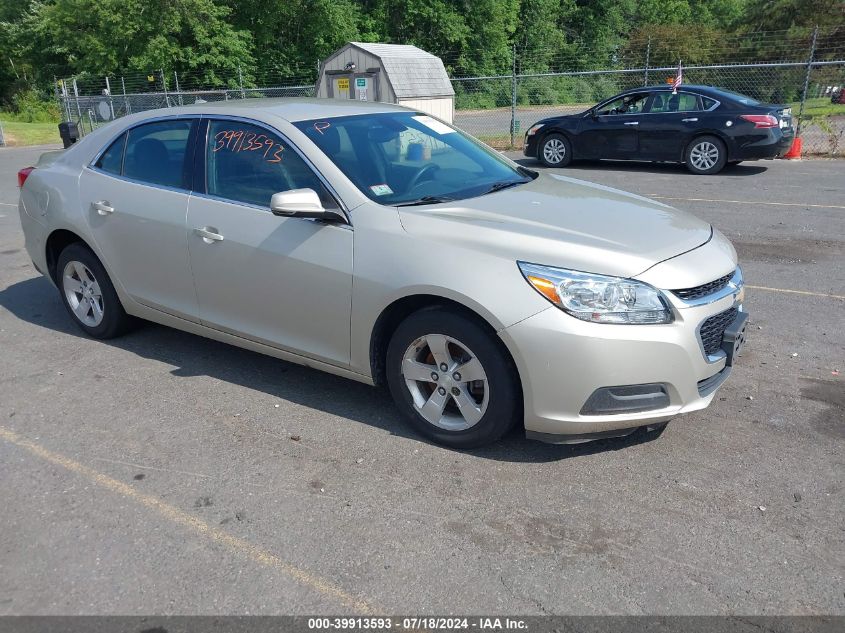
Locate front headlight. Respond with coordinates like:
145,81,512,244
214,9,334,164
518,262,673,324
525,123,544,137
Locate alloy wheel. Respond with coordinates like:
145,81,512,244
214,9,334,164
401,334,489,431
690,141,720,171
543,138,566,164
62,260,105,327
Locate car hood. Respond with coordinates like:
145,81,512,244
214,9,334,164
397,173,714,279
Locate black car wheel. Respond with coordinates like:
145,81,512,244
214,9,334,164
386,308,519,448
685,136,727,175
539,133,572,168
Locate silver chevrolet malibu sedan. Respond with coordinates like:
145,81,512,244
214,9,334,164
17,99,748,448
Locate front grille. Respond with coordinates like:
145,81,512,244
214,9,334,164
672,271,734,301
699,307,738,356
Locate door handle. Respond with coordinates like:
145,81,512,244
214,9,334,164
682,117,699,122
92,200,114,215
623,121,639,126
194,227,224,243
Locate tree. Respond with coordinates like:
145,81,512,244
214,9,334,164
5,0,253,86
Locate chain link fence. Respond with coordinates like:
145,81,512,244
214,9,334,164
57,28,845,156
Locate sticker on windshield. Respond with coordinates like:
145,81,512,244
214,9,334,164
412,115,455,135
369,184,393,196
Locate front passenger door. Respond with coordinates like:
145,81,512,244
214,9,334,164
577,93,649,159
186,119,353,367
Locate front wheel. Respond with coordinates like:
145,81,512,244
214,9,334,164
539,133,573,168
685,136,727,174
386,309,519,448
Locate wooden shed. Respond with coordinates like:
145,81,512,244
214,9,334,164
316,42,455,123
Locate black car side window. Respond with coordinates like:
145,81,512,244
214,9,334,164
597,93,649,116
650,92,701,113
95,133,126,175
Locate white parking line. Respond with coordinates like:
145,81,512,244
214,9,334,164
747,285,845,300
0,202,17,207
0,425,378,614
648,196,845,210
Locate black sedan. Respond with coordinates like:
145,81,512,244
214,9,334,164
523,85,794,174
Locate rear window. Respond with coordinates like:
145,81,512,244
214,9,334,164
123,120,192,189
712,88,761,106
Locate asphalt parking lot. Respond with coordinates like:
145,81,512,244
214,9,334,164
0,146,842,615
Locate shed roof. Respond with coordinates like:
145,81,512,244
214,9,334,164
347,42,455,99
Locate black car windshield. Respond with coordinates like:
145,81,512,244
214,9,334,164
294,112,533,205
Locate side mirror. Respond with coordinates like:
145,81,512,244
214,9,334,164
270,188,343,221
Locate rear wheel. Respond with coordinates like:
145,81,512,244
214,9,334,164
539,133,573,168
386,308,519,448
685,136,727,174
57,243,132,339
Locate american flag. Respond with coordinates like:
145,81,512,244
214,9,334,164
672,61,683,93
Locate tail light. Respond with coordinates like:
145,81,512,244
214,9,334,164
17,167,35,188
740,114,779,128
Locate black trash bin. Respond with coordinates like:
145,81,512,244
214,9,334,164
58,121,80,148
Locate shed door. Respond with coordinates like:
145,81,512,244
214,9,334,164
353,72,380,102
329,74,352,99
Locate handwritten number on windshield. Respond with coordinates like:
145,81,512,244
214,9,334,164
213,129,284,163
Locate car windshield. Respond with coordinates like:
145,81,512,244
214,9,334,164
294,112,533,205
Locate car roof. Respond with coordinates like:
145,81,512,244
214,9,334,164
167,97,409,122
621,85,728,98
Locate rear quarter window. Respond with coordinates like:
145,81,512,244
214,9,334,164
95,133,126,175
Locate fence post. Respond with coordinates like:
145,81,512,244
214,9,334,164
161,69,170,107
174,71,184,106
797,25,818,136
105,76,115,120
644,36,651,86
510,43,517,149
121,77,131,115
238,65,245,99
72,78,84,132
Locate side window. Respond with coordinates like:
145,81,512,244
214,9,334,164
596,93,648,116
123,120,192,189
701,96,718,110
95,133,126,175
206,120,333,208
650,92,701,113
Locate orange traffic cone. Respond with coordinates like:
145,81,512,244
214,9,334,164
783,137,802,159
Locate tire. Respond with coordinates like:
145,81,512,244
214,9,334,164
539,133,573,168
56,242,132,339
685,135,727,174
385,308,519,448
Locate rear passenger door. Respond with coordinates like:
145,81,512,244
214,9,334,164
640,91,711,160
78,118,200,321
186,118,353,367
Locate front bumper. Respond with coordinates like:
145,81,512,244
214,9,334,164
499,265,746,443
523,133,540,159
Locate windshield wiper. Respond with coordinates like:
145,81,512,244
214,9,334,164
395,195,455,207
482,179,529,195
